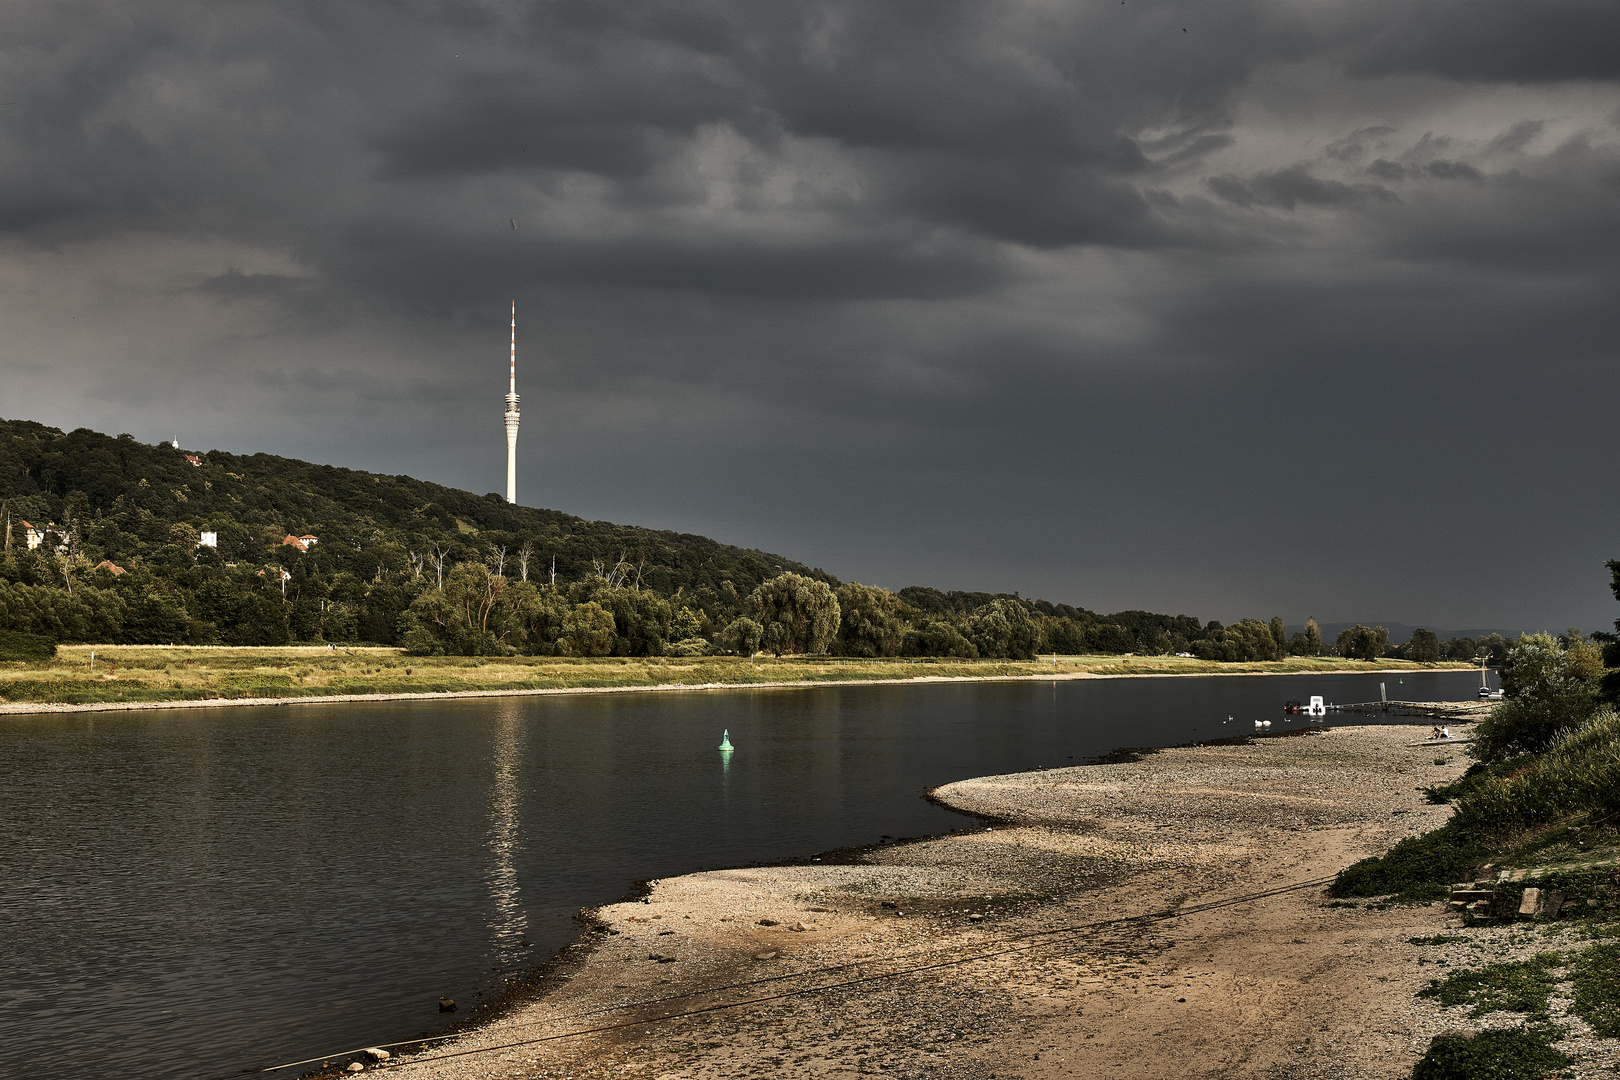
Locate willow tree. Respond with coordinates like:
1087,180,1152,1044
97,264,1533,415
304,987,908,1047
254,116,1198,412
749,572,840,656
835,581,906,657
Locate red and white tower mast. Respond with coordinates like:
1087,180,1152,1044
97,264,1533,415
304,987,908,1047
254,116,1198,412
504,301,521,505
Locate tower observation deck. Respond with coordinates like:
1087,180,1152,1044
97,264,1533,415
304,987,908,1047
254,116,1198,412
504,301,520,505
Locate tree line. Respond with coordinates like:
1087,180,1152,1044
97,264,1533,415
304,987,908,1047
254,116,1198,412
0,415,1490,662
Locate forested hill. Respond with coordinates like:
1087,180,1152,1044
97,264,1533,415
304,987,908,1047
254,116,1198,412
0,417,824,595
0,415,1365,661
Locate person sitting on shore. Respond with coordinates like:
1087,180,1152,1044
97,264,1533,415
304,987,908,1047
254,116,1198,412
1430,726,1443,740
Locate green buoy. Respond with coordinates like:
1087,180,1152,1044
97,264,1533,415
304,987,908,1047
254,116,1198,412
718,729,734,752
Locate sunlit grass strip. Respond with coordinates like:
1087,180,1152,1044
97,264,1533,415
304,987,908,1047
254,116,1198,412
0,646,1471,708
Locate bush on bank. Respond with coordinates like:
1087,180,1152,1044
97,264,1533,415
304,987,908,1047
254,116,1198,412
1335,710,1620,901
1471,632,1605,762
1333,622,1619,902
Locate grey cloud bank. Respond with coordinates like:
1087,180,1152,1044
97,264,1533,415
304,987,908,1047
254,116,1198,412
2,0,1617,632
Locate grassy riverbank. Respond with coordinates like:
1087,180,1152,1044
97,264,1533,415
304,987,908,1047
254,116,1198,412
0,646,1470,707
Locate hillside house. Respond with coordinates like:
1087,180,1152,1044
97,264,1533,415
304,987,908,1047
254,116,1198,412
93,560,126,576
18,521,66,552
198,531,218,548
184,454,203,467
281,534,318,552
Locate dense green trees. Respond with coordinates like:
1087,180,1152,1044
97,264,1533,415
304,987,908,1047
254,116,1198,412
1336,624,1390,662
1287,616,1324,656
1475,633,1511,664
1085,622,1135,654
834,582,906,657
0,629,55,661
393,572,679,657
1406,628,1441,663
0,578,125,641
1193,619,1281,662
1442,636,1477,661
900,619,979,659
967,598,1038,660
719,616,763,656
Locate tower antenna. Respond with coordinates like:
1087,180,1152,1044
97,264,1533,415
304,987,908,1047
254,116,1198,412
504,300,521,505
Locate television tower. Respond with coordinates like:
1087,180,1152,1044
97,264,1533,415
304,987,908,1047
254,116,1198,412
503,301,520,505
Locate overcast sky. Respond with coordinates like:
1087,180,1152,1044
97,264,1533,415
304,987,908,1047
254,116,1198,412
2,0,1617,633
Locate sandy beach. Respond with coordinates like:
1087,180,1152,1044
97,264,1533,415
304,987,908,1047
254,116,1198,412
290,722,1546,1080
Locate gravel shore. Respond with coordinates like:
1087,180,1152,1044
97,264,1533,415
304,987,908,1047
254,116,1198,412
309,722,1618,1080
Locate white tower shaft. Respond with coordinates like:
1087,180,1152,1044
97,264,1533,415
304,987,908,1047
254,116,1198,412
504,300,520,504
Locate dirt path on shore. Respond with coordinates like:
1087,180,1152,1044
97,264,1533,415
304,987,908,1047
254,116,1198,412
367,726,1474,1080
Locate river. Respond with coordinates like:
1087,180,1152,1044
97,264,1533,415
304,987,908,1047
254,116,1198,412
0,670,1479,1079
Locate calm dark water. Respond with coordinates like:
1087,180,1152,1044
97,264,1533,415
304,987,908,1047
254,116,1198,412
0,670,1478,1079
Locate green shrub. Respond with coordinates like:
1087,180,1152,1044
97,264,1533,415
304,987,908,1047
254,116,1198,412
1409,1025,1570,1080
1331,823,1489,901
0,629,56,662
1473,632,1603,762
1415,954,1562,1019
1570,941,1620,1037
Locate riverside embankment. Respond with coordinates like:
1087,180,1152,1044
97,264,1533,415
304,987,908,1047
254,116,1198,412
370,723,1490,1080
0,645,1470,715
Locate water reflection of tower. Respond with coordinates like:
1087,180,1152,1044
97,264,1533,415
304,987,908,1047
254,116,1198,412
486,705,526,952
503,301,520,505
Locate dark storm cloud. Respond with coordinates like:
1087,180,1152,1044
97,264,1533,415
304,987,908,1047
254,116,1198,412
378,66,746,179
340,230,1013,306
1333,0,1620,82
1205,165,1398,210
1423,160,1484,181
1490,120,1546,154
1324,125,1395,161
872,155,1161,248
2,0,1619,631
